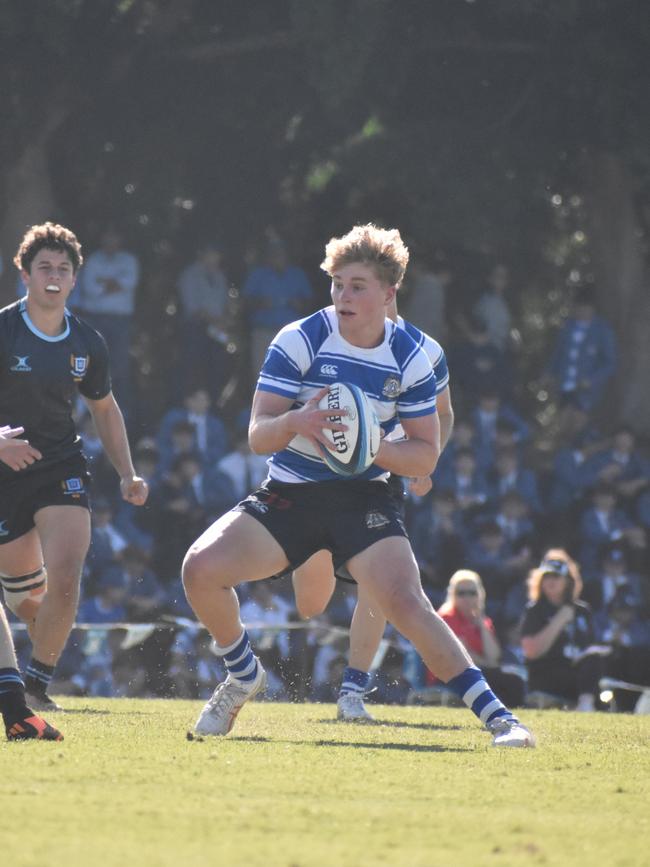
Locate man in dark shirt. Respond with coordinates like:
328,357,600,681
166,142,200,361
0,223,148,711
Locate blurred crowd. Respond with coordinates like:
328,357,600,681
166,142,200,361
7,226,650,712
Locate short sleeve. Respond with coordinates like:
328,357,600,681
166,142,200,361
79,330,112,399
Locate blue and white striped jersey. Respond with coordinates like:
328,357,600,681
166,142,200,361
388,316,449,443
257,306,438,483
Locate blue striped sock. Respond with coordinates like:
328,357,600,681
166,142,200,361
214,630,259,684
339,666,370,698
445,666,515,726
25,658,55,693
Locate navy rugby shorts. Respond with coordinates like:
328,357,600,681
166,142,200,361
237,478,409,575
0,454,91,544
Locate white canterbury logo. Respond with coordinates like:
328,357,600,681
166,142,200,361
320,364,338,376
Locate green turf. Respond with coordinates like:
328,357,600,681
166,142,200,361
1,699,648,867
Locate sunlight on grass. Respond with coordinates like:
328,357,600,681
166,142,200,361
2,699,648,867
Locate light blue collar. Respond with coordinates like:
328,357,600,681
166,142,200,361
19,298,70,342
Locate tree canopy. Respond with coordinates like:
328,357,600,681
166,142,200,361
1,0,648,427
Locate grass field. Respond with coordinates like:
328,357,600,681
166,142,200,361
1,698,648,867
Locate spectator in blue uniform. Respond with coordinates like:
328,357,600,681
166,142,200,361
547,286,616,428
242,237,313,384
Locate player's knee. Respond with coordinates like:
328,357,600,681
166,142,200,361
182,547,216,596
381,582,431,627
1,567,47,621
294,595,326,620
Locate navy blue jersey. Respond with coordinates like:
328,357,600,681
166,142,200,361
0,299,111,479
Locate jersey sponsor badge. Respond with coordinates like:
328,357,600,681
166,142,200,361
320,363,338,377
62,477,85,497
10,355,32,372
365,510,390,529
382,375,401,398
245,497,269,514
70,354,89,380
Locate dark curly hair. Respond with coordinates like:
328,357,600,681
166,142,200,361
14,222,83,274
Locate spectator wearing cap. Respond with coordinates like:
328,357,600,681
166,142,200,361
176,241,233,401
242,237,314,384
520,549,605,711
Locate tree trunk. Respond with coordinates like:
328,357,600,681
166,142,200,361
0,102,70,306
584,152,650,435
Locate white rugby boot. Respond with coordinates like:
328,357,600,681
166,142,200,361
487,716,536,748
194,663,266,736
337,691,375,723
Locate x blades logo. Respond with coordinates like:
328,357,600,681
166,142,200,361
10,356,31,372
0,520,9,536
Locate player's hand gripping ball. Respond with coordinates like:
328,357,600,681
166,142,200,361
318,382,380,476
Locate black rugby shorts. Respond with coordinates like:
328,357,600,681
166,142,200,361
237,478,408,574
0,454,91,544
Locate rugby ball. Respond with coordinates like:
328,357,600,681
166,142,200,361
318,382,381,476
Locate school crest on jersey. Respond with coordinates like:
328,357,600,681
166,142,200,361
382,375,401,398
70,354,89,380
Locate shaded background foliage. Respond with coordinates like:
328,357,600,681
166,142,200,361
0,0,648,430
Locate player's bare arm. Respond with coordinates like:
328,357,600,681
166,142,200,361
375,413,440,478
83,393,148,505
249,387,348,455
0,425,42,472
436,386,454,451
407,385,453,495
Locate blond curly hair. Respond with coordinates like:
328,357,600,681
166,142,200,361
320,223,409,287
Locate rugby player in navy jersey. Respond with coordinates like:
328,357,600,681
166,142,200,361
289,292,455,723
0,223,148,712
0,426,62,740
182,224,534,747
